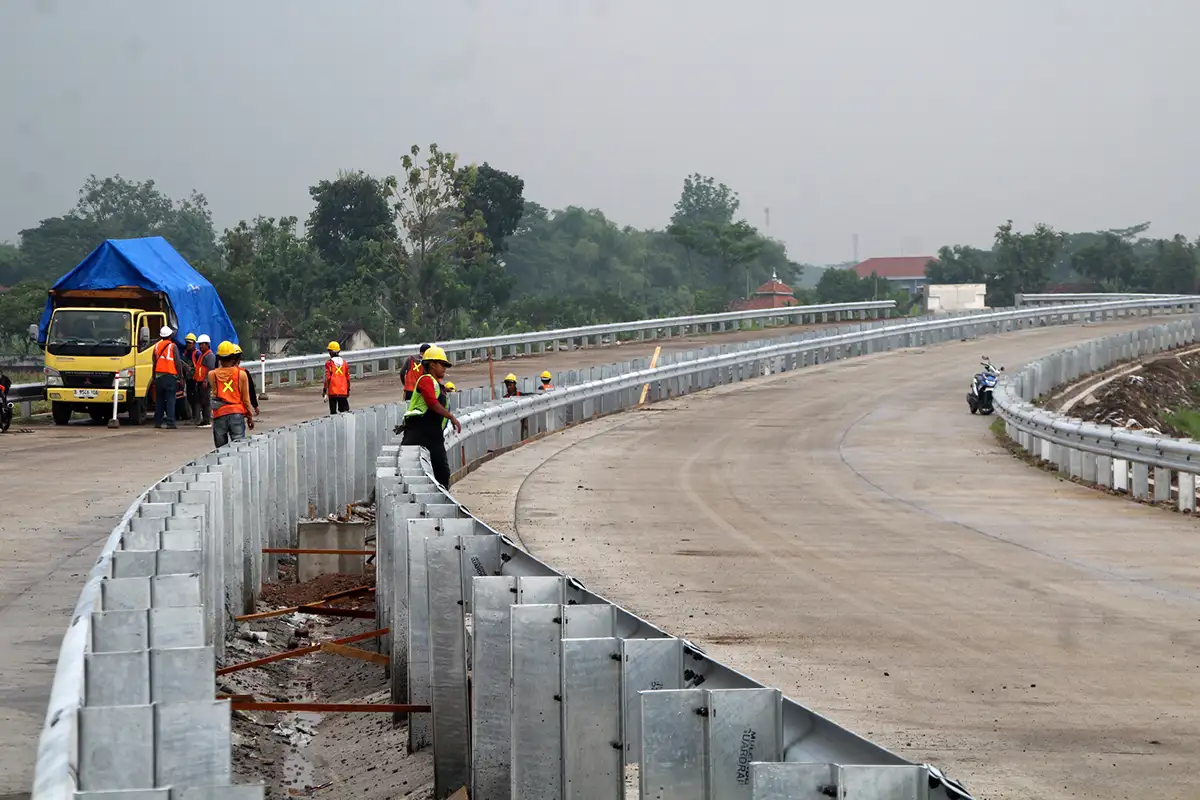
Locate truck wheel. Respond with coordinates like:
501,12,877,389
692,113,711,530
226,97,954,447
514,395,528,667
128,397,147,426
51,402,73,426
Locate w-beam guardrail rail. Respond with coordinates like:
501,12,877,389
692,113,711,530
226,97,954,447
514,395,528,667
6,301,895,415
1014,292,1193,307
996,315,1200,510
32,295,1200,799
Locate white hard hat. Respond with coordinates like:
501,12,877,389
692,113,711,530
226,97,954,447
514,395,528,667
197,334,211,344
159,326,173,338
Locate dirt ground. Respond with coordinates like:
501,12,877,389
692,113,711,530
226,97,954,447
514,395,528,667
225,570,434,799
1063,351,1200,435
454,320,1200,800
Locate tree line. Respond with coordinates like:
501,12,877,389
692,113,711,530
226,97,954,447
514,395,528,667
0,153,797,356
3,156,1198,359
924,221,1198,306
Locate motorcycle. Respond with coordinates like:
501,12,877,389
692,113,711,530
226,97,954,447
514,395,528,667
0,373,12,433
967,358,1003,415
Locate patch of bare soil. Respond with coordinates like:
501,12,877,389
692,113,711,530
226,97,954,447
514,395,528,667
260,569,377,609
227,573,432,798
1068,354,1200,434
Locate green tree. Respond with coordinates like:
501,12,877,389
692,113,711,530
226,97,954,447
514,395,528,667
991,221,1064,306
1071,232,1140,291
17,175,218,281
1149,235,1197,294
393,143,490,340
460,163,525,253
306,171,397,269
0,242,25,286
925,245,993,285
816,268,868,303
0,279,50,355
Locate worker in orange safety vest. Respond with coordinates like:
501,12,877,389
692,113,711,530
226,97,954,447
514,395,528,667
402,343,431,401
208,341,255,447
323,341,351,414
151,326,180,429
537,370,554,391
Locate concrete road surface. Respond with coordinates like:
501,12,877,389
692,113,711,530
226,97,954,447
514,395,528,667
454,320,1200,800
0,324,805,798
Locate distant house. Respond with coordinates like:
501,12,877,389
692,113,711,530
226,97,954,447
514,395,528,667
850,256,934,296
339,326,376,352
266,337,294,356
729,272,801,311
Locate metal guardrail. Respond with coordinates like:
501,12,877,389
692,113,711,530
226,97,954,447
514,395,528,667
1014,292,1193,307
7,302,896,413
995,317,1200,509
32,295,1200,798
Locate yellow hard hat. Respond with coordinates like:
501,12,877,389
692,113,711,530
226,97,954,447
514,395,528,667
541,371,552,381
504,373,517,382
233,343,243,355
443,381,456,392
422,345,451,365
216,340,237,357
327,341,341,352
185,332,197,342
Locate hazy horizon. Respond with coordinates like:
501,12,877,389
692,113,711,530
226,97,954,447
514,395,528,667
2,0,1198,264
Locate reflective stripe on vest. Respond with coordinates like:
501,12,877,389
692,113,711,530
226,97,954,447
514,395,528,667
327,359,350,396
404,374,448,429
154,340,178,375
192,349,209,382
210,367,246,418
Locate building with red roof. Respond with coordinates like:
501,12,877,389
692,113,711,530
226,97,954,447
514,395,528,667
729,272,801,311
850,256,934,295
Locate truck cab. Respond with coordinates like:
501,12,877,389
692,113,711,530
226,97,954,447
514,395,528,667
41,290,174,425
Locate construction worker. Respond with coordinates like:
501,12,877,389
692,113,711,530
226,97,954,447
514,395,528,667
443,381,456,393
231,344,260,416
537,370,554,391
402,343,431,401
192,334,215,428
152,326,179,429
208,341,255,447
181,333,198,421
502,373,521,397
400,345,460,487
323,341,351,414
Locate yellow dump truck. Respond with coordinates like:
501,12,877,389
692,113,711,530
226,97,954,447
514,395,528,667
36,237,238,426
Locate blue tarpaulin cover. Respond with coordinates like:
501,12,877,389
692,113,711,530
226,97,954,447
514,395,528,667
37,236,238,346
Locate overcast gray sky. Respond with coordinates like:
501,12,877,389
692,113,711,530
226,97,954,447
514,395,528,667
1,0,1196,264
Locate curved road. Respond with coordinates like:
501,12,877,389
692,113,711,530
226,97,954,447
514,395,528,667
455,320,1200,800
0,324,812,797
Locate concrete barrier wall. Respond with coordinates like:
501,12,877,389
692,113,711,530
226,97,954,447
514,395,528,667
32,297,1200,799
996,317,1200,509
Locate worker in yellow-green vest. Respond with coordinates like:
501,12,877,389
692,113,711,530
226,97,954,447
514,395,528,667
399,345,460,488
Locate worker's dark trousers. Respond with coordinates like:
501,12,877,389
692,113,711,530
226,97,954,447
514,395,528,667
154,374,177,428
195,382,212,425
401,417,451,488
328,395,350,415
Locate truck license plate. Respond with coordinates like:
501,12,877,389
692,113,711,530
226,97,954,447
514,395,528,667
74,389,99,399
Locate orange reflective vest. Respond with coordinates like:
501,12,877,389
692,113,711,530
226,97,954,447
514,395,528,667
403,359,424,393
209,367,248,418
153,339,178,376
191,349,209,382
325,358,350,397
538,382,554,391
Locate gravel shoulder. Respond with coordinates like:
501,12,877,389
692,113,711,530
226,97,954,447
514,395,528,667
454,320,1200,800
